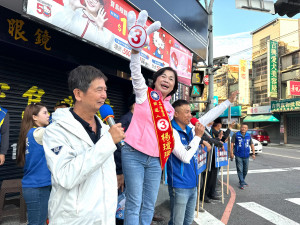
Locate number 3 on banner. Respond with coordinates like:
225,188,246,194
157,119,169,132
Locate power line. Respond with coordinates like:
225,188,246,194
228,29,299,57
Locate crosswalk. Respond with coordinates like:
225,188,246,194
194,198,300,225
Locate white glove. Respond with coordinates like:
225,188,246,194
127,10,161,52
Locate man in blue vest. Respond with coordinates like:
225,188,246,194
167,98,233,225
0,104,9,166
230,123,255,189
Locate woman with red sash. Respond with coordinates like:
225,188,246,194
122,10,177,225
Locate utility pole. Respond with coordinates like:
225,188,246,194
206,0,215,110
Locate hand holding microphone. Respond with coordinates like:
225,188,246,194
190,117,208,138
100,104,125,145
109,123,125,145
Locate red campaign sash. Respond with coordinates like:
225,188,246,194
147,87,175,170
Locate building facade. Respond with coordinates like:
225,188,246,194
248,18,300,144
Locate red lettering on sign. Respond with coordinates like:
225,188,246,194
53,0,64,6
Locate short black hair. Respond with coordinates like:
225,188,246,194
172,99,189,109
213,118,222,127
241,123,248,127
151,67,178,97
68,65,107,101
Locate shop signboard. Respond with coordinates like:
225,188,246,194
213,96,218,106
287,81,300,96
267,40,278,98
238,59,250,104
219,106,241,118
247,105,271,114
25,0,193,85
271,98,300,112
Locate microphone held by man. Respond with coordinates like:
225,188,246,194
190,117,212,138
100,104,125,145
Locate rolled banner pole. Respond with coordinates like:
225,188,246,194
202,168,209,209
196,174,201,218
227,135,231,195
227,158,230,195
221,166,224,204
227,106,231,195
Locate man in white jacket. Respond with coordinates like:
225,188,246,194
43,65,125,225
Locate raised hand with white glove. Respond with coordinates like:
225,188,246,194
127,10,161,53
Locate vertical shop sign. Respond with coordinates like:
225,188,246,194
238,59,250,104
267,40,278,98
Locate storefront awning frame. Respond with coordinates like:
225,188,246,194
243,115,280,122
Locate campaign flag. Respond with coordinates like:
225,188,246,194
196,145,207,174
215,143,228,168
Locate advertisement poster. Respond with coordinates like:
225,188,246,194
215,143,228,168
25,0,193,85
196,145,207,174
127,0,208,60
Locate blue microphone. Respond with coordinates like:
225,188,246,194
100,104,125,146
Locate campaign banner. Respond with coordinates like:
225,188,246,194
215,143,228,168
196,145,207,174
25,0,193,85
127,0,208,60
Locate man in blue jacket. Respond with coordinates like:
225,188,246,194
167,98,233,225
230,123,255,189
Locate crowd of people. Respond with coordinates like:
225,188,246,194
0,9,256,225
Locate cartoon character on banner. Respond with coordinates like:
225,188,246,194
152,31,165,59
43,6,51,17
51,0,115,50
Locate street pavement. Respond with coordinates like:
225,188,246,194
1,144,300,225
154,143,300,225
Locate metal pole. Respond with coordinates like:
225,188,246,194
207,0,214,111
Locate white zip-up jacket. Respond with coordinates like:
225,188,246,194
43,108,117,225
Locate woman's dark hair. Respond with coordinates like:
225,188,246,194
17,103,46,167
151,67,178,97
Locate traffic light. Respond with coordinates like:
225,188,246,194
190,69,205,97
275,0,300,17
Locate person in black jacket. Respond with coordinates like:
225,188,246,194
200,121,223,203
210,119,235,198
211,118,234,143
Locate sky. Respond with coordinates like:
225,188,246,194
201,0,300,64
